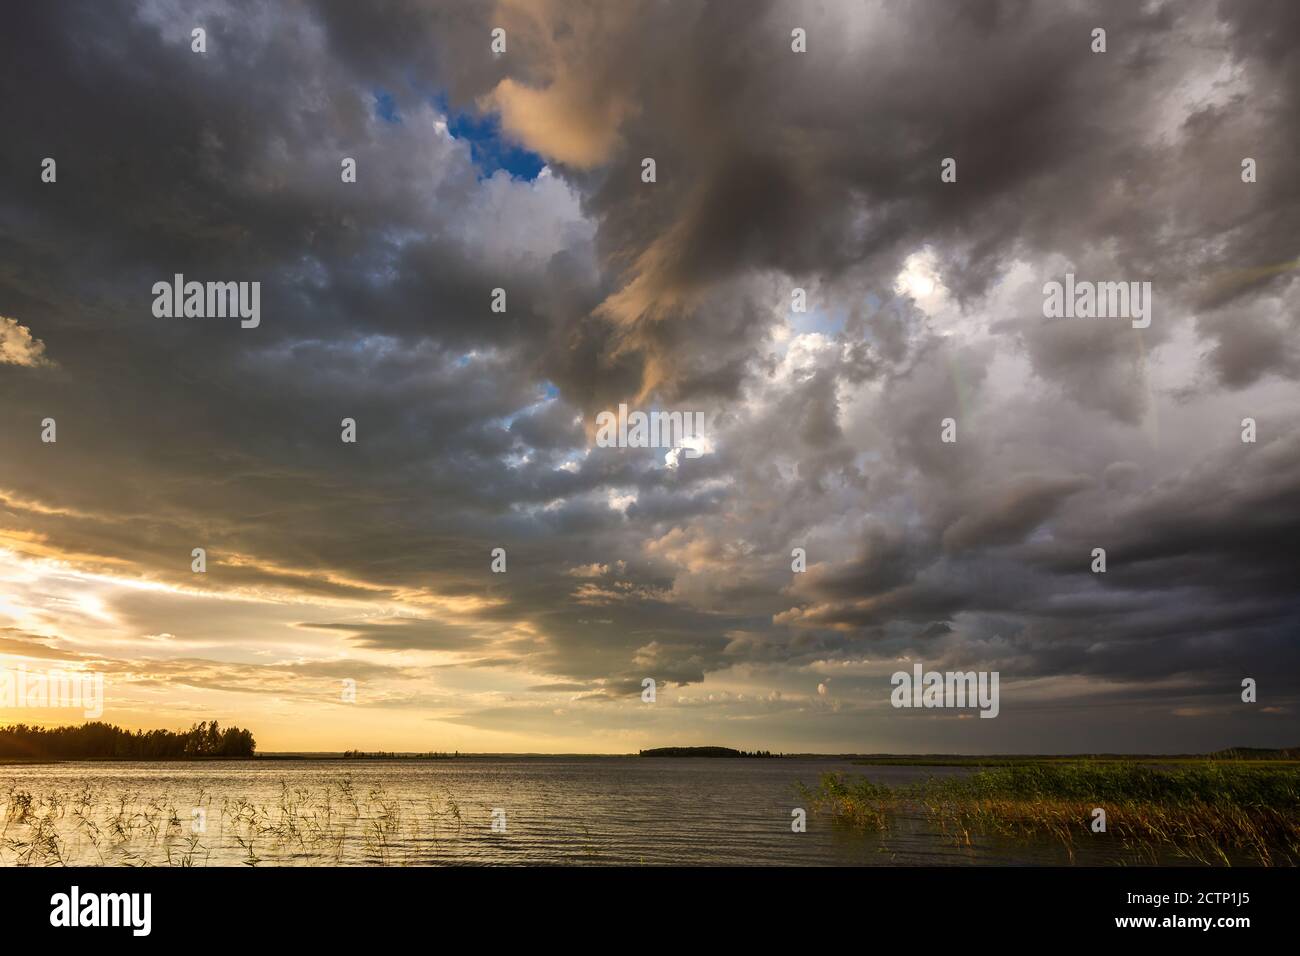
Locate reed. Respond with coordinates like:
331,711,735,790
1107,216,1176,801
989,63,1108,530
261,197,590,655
801,762,1300,866
0,779,471,867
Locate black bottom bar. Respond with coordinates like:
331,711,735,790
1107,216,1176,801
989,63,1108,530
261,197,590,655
2,865,1287,942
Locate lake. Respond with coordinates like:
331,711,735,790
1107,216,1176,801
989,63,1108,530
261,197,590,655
0,757,1132,866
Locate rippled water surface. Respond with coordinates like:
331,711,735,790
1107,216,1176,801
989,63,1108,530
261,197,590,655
0,757,1130,866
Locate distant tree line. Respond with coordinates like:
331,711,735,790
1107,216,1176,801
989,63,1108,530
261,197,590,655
340,750,458,759
0,721,256,759
639,746,785,758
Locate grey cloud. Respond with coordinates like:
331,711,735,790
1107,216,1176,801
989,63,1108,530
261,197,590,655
1,0,1297,751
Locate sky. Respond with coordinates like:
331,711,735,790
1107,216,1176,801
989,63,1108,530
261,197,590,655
0,0,1297,754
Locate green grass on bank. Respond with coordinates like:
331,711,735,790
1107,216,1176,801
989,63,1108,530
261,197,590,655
799,762,1300,866
851,748,1300,767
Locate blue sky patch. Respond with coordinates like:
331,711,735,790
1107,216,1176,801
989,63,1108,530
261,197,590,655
374,90,400,124
432,94,544,180
375,90,545,180
446,111,545,180
791,304,847,337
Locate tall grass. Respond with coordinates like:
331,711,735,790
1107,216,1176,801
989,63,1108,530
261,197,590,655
0,780,473,866
801,762,1300,865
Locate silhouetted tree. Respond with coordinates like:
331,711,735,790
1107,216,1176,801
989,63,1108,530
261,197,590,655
0,721,256,759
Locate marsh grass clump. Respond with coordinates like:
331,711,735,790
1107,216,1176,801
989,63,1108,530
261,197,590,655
797,775,891,831
802,763,1300,866
0,780,472,866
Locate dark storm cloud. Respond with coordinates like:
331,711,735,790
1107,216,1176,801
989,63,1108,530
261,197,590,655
782,429,1300,698
452,0,1300,404
941,474,1094,554
0,0,1297,751
300,619,484,652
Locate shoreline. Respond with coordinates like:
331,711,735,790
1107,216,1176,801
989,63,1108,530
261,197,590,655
4,752,1297,766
